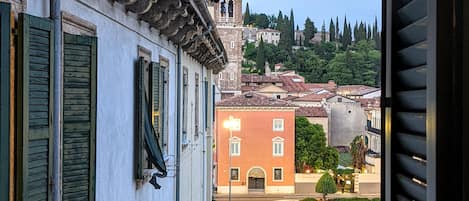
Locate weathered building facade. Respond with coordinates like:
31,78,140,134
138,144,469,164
210,0,243,99
0,0,225,201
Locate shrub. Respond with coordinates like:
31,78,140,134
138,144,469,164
371,198,380,201
316,173,337,201
332,198,371,201
300,198,318,201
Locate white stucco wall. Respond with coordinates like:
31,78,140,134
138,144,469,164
363,90,381,99
24,0,215,200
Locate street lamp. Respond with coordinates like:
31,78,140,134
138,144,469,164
223,116,239,201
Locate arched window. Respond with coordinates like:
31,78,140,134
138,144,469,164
230,137,241,156
228,0,234,17
220,0,226,17
272,137,284,156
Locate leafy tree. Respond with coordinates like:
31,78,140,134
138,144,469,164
256,37,266,72
316,173,337,201
350,136,367,171
244,3,251,25
255,14,270,28
304,17,316,47
295,117,338,172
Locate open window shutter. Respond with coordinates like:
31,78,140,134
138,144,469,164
385,0,428,200
0,3,10,201
62,33,97,201
136,57,145,180
17,13,54,201
151,62,162,147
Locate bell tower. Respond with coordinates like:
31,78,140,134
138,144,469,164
211,0,243,99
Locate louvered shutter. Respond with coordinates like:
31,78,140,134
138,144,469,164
385,0,428,200
0,3,10,201
17,13,54,201
151,62,162,147
62,33,97,201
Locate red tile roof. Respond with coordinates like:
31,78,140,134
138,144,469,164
282,95,299,101
279,75,310,92
292,93,335,102
305,81,337,92
241,74,282,83
216,92,297,107
357,98,381,108
296,107,328,117
337,85,380,96
241,85,259,93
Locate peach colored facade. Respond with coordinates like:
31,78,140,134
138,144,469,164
215,107,296,194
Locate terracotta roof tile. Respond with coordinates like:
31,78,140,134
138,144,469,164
282,95,299,101
337,85,380,96
357,98,381,108
292,93,335,102
241,74,282,83
305,81,337,92
279,75,310,92
241,85,259,93
216,92,297,107
296,107,328,117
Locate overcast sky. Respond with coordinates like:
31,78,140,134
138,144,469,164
243,0,382,30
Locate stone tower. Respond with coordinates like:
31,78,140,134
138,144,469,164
211,0,243,99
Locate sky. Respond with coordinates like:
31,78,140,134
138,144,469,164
244,0,382,30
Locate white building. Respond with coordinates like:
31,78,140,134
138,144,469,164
0,0,226,201
256,28,281,46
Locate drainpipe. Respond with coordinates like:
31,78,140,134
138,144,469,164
176,46,182,201
50,0,62,201
201,68,206,201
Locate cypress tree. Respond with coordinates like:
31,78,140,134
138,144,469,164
244,3,251,25
304,17,316,47
256,37,266,71
336,16,340,40
290,8,295,45
321,20,326,42
329,18,336,42
367,24,372,40
353,21,358,41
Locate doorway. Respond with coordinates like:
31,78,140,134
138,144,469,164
247,168,265,192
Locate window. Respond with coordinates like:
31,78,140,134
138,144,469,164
338,97,342,102
273,119,284,131
182,68,189,145
219,72,224,80
230,168,240,181
158,57,169,153
272,137,284,156
273,168,283,181
228,0,233,17
230,137,241,156
276,95,281,99
220,0,226,17
230,41,235,48
229,72,235,80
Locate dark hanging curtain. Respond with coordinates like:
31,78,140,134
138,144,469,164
143,96,167,177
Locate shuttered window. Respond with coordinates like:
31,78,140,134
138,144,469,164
0,3,10,201
385,0,428,200
17,13,54,201
62,33,97,201
135,57,167,183
151,60,168,152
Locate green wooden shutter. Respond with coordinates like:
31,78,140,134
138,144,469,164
62,33,97,201
0,3,10,201
136,57,145,180
151,62,161,147
17,13,54,201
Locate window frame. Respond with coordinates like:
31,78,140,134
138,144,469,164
272,137,284,157
230,137,241,156
272,119,284,132
230,167,240,181
272,167,283,182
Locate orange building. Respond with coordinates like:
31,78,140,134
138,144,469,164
215,93,297,194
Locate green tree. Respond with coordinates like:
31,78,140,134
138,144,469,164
290,9,295,44
316,173,337,201
255,13,270,28
329,18,336,42
295,117,338,172
256,37,266,72
304,17,316,47
321,20,327,42
335,16,340,42
243,2,251,25
350,136,367,171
